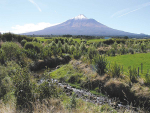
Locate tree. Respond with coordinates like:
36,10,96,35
93,55,107,75
79,42,86,53
87,46,98,60
63,43,69,53
70,45,75,54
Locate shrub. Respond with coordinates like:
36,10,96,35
63,43,69,53
128,48,134,54
75,43,79,50
23,49,38,60
119,46,128,55
110,62,120,78
103,39,114,45
112,41,117,50
79,42,87,53
87,46,98,60
110,49,116,56
21,39,27,47
2,32,13,41
38,77,60,101
24,42,34,49
32,38,38,42
70,45,75,54
12,68,33,109
1,76,13,100
41,47,52,59
69,93,77,109
128,66,137,83
1,42,22,61
93,55,107,75
144,71,150,86
24,42,43,53
73,50,81,59
0,49,6,64
57,40,62,48
140,43,146,52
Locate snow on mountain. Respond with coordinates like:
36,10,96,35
73,14,88,20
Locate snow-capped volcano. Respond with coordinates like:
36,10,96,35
73,14,88,20
23,14,138,36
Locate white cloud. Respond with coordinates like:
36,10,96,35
112,2,150,18
10,22,59,34
28,0,42,12
111,8,129,18
118,7,143,17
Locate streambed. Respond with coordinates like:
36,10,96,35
36,66,141,112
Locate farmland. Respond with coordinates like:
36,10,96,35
107,53,150,75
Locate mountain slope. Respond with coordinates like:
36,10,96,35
23,14,136,36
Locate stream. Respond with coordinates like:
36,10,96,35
36,67,141,113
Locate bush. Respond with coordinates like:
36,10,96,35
73,50,81,59
38,77,60,101
110,49,116,56
128,48,134,54
21,39,27,47
119,47,128,55
128,66,137,83
69,93,77,109
1,42,24,62
32,38,38,42
24,42,43,53
12,68,33,109
24,42,34,50
23,49,38,60
2,32,13,41
87,46,98,60
93,55,107,75
70,45,75,54
63,43,69,53
144,72,150,86
140,43,146,52
79,42,87,53
110,63,120,78
103,39,114,45
0,49,6,64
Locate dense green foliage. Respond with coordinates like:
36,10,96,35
93,55,108,75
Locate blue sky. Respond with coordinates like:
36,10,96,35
0,0,150,35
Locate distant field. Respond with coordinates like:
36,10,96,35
35,37,106,43
36,37,53,42
87,39,106,43
106,53,150,75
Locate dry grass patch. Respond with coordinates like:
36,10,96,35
131,83,150,98
104,79,130,100
70,60,97,79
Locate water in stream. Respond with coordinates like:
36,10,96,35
36,67,142,113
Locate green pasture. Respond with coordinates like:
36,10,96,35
35,37,106,43
106,53,150,75
86,39,105,43
36,37,53,42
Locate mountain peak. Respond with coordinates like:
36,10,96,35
73,14,88,20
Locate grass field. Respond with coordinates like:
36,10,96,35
36,37,53,42
86,39,106,43
35,37,106,43
106,53,150,75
